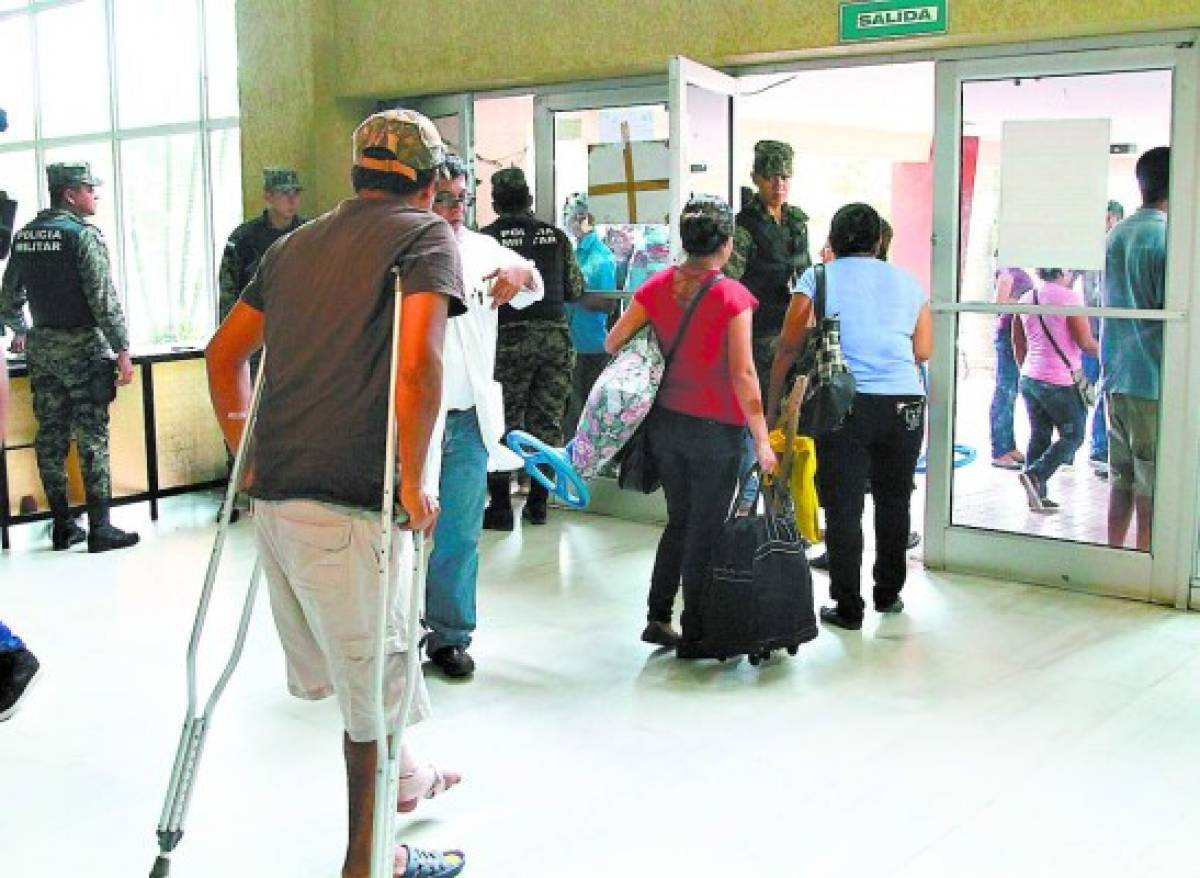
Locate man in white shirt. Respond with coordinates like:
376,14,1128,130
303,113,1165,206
426,154,543,677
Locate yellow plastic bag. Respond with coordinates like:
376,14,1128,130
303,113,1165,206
769,428,822,544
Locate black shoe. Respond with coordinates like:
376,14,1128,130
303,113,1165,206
522,502,547,525
0,649,41,722
641,621,681,648
87,524,140,553
674,640,705,660
876,597,905,614
429,645,475,678
819,605,863,630
810,551,829,570
51,518,86,551
482,505,514,531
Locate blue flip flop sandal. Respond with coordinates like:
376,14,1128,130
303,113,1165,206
400,846,466,877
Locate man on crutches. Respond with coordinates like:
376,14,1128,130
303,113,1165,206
206,109,468,878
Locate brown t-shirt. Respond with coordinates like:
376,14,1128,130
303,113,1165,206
240,197,465,509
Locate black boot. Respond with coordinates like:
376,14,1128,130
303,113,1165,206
86,499,139,553
49,497,86,551
523,481,549,525
482,473,514,531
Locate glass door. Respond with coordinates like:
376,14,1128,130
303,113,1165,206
393,93,474,222
668,56,740,248
925,45,1199,605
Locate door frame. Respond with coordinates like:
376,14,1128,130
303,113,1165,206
923,43,1200,606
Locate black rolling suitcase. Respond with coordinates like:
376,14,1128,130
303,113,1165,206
692,475,817,664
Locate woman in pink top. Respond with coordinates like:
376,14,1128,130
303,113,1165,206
1012,268,1098,511
605,195,776,655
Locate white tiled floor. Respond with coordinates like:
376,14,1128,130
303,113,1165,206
2,495,1199,878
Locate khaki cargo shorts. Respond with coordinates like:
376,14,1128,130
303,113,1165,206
1106,393,1158,498
253,499,431,742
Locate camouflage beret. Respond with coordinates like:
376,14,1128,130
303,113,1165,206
47,162,102,188
680,193,735,239
491,167,529,200
352,109,447,179
564,192,590,218
263,166,302,192
1106,199,1125,217
752,140,793,178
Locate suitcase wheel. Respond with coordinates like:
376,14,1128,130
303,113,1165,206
787,645,799,656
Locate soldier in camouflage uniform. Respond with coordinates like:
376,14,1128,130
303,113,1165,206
217,166,307,324
0,162,139,552
480,167,583,527
725,140,812,403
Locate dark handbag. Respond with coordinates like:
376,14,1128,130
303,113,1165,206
617,272,722,494
794,263,856,438
1033,289,1096,408
693,470,817,662
88,357,118,404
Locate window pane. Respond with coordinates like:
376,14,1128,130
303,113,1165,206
0,14,36,141
204,0,239,119
0,149,41,230
209,127,242,325
36,0,110,138
114,0,201,128
120,134,208,346
41,140,119,281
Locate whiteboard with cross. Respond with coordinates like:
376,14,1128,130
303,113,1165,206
586,139,671,226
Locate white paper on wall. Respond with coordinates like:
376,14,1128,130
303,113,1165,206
587,140,671,225
996,118,1111,272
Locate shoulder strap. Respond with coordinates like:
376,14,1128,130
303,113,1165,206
813,263,827,322
1032,287,1074,370
662,271,723,373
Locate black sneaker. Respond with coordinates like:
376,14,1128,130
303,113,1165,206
641,621,681,648
819,605,863,630
482,505,514,531
51,518,86,551
429,645,475,678
876,597,905,614
810,551,829,571
522,502,547,525
0,649,41,722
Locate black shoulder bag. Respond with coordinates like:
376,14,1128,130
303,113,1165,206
794,263,856,438
616,272,723,494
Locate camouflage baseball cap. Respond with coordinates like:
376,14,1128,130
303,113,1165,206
491,167,529,201
47,162,102,188
565,192,590,217
352,109,447,180
1107,199,1125,217
263,166,302,192
680,193,735,239
752,140,793,178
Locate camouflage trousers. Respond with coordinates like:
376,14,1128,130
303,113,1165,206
27,337,113,508
495,320,575,450
752,333,780,405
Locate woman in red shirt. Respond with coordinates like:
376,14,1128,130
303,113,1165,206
605,196,777,655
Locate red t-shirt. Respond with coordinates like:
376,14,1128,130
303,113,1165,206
634,268,758,425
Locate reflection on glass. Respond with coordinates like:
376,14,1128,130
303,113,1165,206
120,134,207,346
0,14,36,141
36,0,110,138
204,0,239,119
0,150,40,230
553,105,670,292
957,70,1172,303
472,95,534,229
115,0,201,128
951,311,1161,551
209,127,243,322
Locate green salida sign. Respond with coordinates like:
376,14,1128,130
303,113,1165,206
840,0,949,42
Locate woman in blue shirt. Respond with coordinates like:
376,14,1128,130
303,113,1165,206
768,203,932,630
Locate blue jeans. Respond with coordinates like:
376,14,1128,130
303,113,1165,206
990,324,1020,459
1081,352,1108,462
1019,376,1086,493
426,409,490,653
0,621,24,653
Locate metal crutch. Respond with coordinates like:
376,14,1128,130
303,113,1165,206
148,353,268,878
370,274,433,878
